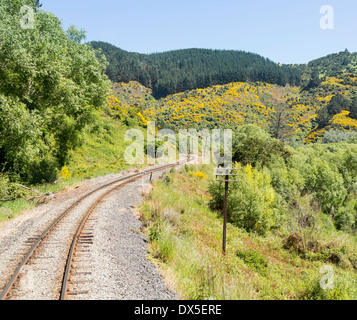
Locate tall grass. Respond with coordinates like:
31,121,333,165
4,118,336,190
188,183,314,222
140,165,357,300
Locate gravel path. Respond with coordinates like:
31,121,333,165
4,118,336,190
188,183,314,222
67,172,176,300
0,164,183,300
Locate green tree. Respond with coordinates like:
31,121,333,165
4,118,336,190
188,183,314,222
0,0,111,183
90,42,302,99
232,125,292,168
305,159,347,215
327,94,350,116
67,25,87,43
350,95,357,119
317,94,351,128
34,0,41,9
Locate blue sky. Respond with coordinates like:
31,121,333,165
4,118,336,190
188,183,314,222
41,0,357,64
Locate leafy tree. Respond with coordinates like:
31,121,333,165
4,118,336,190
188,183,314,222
0,0,111,183
327,94,350,115
304,159,347,215
302,69,321,91
350,95,357,119
320,130,357,144
317,94,351,128
34,0,41,8
232,125,292,168
67,25,87,43
334,200,357,231
307,51,357,78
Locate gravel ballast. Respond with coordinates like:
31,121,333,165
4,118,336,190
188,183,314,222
0,165,182,300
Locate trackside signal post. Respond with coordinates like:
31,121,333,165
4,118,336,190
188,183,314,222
215,168,239,255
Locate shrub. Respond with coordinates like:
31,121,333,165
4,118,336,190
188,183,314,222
300,271,353,300
268,157,304,203
0,173,13,202
236,249,269,275
58,166,72,180
320,129,357,144
209,163,281,236
334,200,357,232
232,125,293,168
305,159,347,215
189,171,206,180
0,172,26,202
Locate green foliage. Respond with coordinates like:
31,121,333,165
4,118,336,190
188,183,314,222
268,160,304,202
339,148,357,193
320,129,357,144
317,94,351,128
301,69,321,91
67,24,87,43
232,125,293,168
236,249,269,275
0,95,57,183
139,160,357,300
0,172,25,202
0,0,111,183
141,164,357,300
281,143,357,221
64,107,142,179
350,96,357,119
334,200,357,232
304,159,347,215
90,42,302,99
302,280,349,300
209,163,280,236
307,51,357,78
300,271,356,300
209,125,357,235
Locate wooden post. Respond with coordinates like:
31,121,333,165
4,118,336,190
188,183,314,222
222,175,229,255
216,168,239,255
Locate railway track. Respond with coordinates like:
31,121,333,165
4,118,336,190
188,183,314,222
0,160,185,300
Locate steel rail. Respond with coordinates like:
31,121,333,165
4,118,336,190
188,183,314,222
0,160,183,300
60,161,183,300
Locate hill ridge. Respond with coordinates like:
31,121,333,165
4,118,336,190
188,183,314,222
90,41,302,98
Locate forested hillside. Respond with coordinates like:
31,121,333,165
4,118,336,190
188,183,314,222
306,50,357,77
90,41,302,98
299,52,357,143
89,41,357,145
110,77,356,146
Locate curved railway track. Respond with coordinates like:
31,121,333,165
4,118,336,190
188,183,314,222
0,160,185,300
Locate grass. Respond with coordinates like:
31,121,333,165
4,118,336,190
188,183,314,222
0,107,145,223
0,199,35,222
140,164,357,300
66,108,144,179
